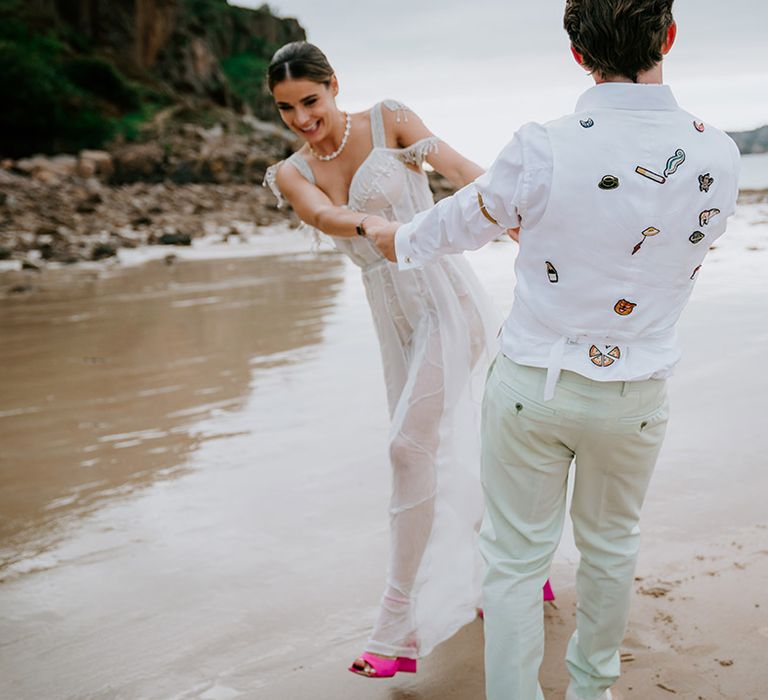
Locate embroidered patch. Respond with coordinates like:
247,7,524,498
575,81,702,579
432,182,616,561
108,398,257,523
635,148,686,185
698,173,714,193
689,231,705,244
690,265,702,280
614,299,637,316
546,261,559,283
589,345,621,368
664,149,686,177
699,208,721,226
477,193,499,226
635,165,666,184
580,118,594,128
598,175,620,190
632,226,660,255
694,121,705,133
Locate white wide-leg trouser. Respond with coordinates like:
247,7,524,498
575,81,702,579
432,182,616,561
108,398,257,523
480,355,669,700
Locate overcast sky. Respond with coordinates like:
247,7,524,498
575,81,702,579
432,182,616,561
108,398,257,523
236,1,768,166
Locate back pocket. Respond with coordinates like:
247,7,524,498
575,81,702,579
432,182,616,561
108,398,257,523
497,379,558,418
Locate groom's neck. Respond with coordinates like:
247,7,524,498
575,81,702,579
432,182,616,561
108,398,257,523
593,62,664,86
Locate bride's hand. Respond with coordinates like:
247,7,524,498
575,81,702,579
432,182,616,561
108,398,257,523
364,217,400,262
507,227,520,243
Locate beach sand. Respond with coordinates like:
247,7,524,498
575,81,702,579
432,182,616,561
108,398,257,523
0,200,766,699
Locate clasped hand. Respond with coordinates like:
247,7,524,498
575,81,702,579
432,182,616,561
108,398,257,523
364,216,520,264
363,216,400,262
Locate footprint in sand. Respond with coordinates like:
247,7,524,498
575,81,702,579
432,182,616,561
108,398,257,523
638,584,673,598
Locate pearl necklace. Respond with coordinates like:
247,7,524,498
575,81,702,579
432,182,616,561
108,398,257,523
309,112,351,161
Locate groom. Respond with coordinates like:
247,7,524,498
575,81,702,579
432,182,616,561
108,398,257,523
368,1,740,698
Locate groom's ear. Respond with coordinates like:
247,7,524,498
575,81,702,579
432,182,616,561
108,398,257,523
661,21,677,55
570,45,586,68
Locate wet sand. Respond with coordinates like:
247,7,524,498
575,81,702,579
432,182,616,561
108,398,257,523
1,205,767,700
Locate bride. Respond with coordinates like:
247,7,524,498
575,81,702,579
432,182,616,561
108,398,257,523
264,41,553,678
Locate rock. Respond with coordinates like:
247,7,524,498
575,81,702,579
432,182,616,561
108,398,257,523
158,232,192,246
91,242,117,260
18,155,79,183
50,155,79,174
35,224,59,238
728,125,768,155
76,159,97,179
38,243,55,260
84,178,104,195
427,171,456,202
21,260,41,271
79,150,114,179
111,143,165,183
0,246,12,260
32,169,61,185
15,156,46,175
131,215,153,227
76,200,99,214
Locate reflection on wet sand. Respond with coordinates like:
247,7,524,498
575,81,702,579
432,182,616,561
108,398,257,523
0,253,344,575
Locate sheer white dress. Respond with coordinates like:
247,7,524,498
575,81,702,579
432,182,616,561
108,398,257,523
265,100,500,659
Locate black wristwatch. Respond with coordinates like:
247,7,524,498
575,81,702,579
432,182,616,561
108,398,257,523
356,215,370,236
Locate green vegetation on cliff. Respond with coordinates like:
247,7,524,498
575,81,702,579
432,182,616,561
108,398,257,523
0,0,167,156
0,0,304,158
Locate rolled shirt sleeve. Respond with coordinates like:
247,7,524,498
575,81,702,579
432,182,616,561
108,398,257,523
395,125,551,270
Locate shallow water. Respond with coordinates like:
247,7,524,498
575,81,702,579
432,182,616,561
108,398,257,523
1,215,767,698
0,253,348,562
739,152,768,190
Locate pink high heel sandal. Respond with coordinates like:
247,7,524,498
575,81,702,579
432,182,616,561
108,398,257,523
348,652,417,678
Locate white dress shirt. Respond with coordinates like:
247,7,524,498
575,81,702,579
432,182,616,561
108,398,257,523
395,83,741,399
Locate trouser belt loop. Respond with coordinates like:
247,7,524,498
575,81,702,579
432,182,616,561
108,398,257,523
620,381,630,397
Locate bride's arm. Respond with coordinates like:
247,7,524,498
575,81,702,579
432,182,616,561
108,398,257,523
275,163,387,237
386,104,517,240
384,105,482,188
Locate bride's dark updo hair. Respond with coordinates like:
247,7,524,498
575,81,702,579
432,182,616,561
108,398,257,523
267,42,335,92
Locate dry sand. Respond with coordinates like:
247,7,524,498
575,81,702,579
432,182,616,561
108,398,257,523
1,202,766,700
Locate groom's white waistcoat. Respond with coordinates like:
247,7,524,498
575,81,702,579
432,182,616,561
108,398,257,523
395,84,741,398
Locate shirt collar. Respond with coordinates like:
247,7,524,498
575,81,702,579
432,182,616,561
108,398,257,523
575,83,679,113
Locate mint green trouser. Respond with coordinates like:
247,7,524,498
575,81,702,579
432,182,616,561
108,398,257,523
480,354,669,700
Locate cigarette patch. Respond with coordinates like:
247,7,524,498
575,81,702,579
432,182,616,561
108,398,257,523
635,166,666,184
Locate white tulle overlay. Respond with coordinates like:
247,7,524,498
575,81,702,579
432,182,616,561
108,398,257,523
265,100,500,658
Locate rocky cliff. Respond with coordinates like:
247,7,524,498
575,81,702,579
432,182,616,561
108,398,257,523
727,125,768,155
0,0,305,156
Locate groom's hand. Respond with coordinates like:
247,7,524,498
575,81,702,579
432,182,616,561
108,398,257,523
366,219,400,262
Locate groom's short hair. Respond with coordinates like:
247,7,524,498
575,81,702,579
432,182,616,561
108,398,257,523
563,0,675,82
